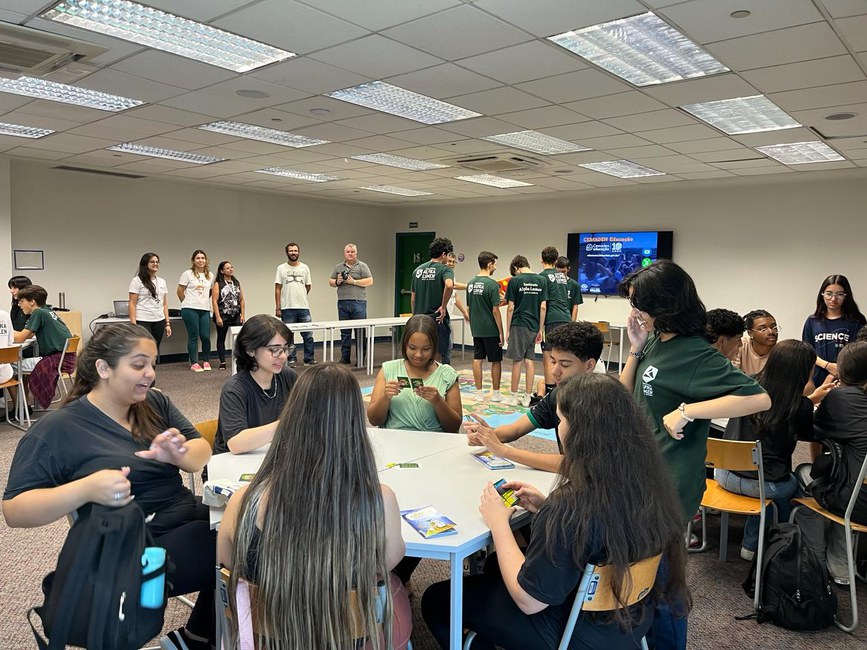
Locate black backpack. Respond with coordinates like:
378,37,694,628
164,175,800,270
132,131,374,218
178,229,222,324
742,522,837,631
28,503,169,650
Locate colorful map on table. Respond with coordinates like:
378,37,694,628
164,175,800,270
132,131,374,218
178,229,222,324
361,369,557,442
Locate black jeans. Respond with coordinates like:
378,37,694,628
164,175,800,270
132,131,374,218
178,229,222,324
136,320,166,355
214,313,241,363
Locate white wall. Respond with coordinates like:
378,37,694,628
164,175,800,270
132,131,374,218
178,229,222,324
9,162,392,355
391,171,867,341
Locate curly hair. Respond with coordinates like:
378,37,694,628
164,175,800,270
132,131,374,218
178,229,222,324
706,308,744,343
546,321,604,361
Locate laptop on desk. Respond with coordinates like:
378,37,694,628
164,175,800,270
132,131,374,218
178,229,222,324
112,300,130,318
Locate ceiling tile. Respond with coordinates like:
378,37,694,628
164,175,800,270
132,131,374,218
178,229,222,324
160,79,309,118
836,15,867,51
642,74,759,106
0,94,35,113
392,127,465,145
791,160,855,171
706,23,847,70
474,0,647,36
690,147,759,162
629,155,715,173
294,122,376,143
578,133,653,150
741,56,865,94
602,144,676,158
25,133,116,154
158,127,241,147
517,69,631,103
7,147,72,160
214,0,368,54
731,126,828,147
791,102,867,136
76,69,185,103
603,109,698,132
770,81,867,112
230,108,319,130
563,92,668,119
821,0,867,18
659,0,823,44
676,170,735,179
67,115,175,140
640,123,722,143
447,87,548,114
110,51,236,91
495,105,589,129
125,105,217,127
0,10,28,23
8,100,108,124
343,134,418,152
278,96,373,122
335,113,423,134
382,5,530,60
437,116,528,137
301,0,460,31
540,121,624,140
310,35,444,78
386,64,502,100
0,111,81,132
141,0,250,21
455,41,585,84
250,58,367,95
666,136,749,153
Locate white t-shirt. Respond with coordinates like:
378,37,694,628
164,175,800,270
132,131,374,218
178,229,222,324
0,309,14,383
178,270,213,311
129,276,168,322
275,262,311,309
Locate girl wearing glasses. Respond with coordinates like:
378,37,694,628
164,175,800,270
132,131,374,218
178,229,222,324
803,275,866,386
737,310,779,375
213,315,297,455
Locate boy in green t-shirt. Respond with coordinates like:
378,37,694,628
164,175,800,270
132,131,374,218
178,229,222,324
556,256,583,321
466,251,504,402
411,237,455,364
503,255,547,406
539,247,571,394
14,284,74,409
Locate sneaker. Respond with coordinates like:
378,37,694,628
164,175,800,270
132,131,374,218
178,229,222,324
474,389,486,401
340,357,352,365
305,359,318,366
218,362,226,371
687,533,701,549
518,392,531,407
288,360,297,368
202,362,212,371
160,628,209,650
503,393,518,407
190,364,204,373
490,391,503,403
833,575,851,586
740,547,756,562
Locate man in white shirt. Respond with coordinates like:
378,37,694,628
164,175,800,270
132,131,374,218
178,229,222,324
274,242,315,367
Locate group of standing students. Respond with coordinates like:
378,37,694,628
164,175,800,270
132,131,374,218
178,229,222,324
129,250,245,371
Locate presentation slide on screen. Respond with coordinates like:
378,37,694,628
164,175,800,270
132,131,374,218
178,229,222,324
578,232,658,295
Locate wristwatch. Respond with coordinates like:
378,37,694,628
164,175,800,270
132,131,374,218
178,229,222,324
678,402,695,423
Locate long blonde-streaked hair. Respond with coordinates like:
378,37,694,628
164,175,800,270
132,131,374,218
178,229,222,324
228,363,392,648
189,249,211,280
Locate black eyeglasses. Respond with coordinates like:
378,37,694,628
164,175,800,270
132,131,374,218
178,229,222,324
262,344,294,357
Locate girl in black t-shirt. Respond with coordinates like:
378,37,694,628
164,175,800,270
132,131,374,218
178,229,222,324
211,260,245,371
421,374,689,649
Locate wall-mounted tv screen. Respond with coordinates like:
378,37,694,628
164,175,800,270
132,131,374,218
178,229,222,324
566,231,673,296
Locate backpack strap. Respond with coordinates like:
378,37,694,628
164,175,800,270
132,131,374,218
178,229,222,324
235,579,256,650
28,607,50,650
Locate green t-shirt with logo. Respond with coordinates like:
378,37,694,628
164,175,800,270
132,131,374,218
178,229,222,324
539,268,571,324
566,277,583,314
411,261,454,318
633,333,766,522
24,306,72,355
466,275,501,338
505,273,547,332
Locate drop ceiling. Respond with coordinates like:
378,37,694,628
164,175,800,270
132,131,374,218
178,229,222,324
0,0,865,204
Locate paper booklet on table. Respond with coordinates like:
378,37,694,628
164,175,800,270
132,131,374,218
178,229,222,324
472,451,515,470
401,506,457,539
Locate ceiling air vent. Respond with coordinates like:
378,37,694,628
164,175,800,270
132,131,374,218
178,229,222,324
449,152,549,173
54,166,145,179
0,23,106,78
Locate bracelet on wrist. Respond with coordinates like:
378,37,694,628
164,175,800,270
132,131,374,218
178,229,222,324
628,349,645,360
823,360,830,370
678,402,695,423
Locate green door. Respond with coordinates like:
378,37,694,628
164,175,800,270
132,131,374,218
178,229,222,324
395,232,435,316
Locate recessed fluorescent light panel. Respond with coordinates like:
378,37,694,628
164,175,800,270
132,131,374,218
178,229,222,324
680,95,800,135
0,76,143,112
549,12,729,87
0,122,55,138
327,81,481,125
455,174,534,188
42,0,294,72
755,141,845,165
359,185,433,196
482,130,591,155
199,121,328,148
351,153,448,171
578,161,664,178
256,168,340,182
108,143,225,164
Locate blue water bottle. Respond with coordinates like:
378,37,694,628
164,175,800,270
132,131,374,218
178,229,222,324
140,547,166,609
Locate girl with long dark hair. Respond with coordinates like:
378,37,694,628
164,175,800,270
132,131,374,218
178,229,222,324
217,363,411,649
717,340,830,561
803,274,866,385
129,252,171,354
2,322,215,650
211,260,245,371
422,374,690,648
617,260,769,647
8,275,32,332
177,249,214,372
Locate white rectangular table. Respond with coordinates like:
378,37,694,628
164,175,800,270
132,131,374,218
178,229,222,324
206,429,556,649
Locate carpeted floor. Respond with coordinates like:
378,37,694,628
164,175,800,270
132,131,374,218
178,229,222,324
0,342,865,649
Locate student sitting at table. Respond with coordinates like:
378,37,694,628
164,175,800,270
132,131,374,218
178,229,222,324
706,308,744,362
217,363,411,649
464,321,604,473
13,284,74,409
213,315,297,455
367,314,462,433
3,322,215,650
421,373,690,649
737,309,779,375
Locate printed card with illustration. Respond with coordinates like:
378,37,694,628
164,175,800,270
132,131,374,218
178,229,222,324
401,506,457,539
239,473,256,482
397,376,411,389
410,377,425,389
494,478,519,508
473,451,515,470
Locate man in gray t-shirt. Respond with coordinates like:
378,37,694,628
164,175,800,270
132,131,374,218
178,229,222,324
329,243,373,364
